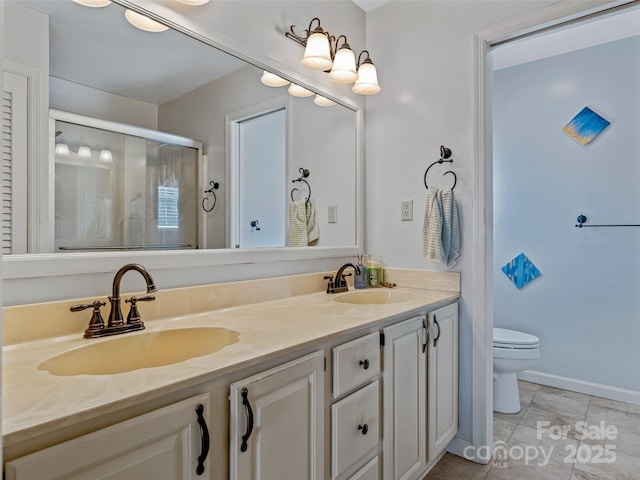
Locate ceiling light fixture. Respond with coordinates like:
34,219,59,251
286,17,380,95
72,0,112,7
261,71,290,87
125,9,169,32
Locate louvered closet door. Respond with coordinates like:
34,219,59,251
2,71,28,254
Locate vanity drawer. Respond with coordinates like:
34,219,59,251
349,456,379,480
331,380,380,479
333,331,380,398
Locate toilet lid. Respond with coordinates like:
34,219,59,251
493,327,539,347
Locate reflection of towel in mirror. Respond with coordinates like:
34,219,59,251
286,200,319,246
422,188,460,267
306,199,319,245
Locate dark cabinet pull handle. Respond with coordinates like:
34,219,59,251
195,404,210,476
358,424,369,435
240,387,254,452
422,319,428,353
359,359,370,370
433,316,441,348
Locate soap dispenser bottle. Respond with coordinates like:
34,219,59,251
354,254,368,289
367,255,383,288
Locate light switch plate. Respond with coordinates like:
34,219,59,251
328,205,338,223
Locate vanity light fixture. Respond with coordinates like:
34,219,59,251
77,146,92,158
286,17,380,95
55,143,70,156
313,95,336,107
288,84,314,98
261,71,290,87
72,0,112,7
99,149,114,162
125,9,169,32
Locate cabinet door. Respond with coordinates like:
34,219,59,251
427,302,459,462
5,393,212,480
382,316,427,480
229,351,324,480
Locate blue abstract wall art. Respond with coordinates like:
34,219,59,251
562,106,610,146
502,253,541,290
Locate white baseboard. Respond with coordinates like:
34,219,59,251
518,370,640,406
446,437,491,465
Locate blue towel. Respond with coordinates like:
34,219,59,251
423,188,460,267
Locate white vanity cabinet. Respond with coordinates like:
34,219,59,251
228,351,325,480
4,393,212,480
427,302,459,463
382,303,459,480
331,332,381,480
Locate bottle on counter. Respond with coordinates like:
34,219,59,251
367,255,383,288
354,254,368,289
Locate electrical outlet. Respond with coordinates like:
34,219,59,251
401,200,413,221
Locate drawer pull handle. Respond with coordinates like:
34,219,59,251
433,316,441,347
359,359,370,370
358,424,369,435
240,387,254,452
195,404,210,476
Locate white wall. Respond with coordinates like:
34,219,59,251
493,36,640,391
50,77,158,130
364,0,556,444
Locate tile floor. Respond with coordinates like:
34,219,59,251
424,381,640,480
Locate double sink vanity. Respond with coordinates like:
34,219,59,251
2,268,460,480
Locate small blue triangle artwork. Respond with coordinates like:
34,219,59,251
502,253,541,290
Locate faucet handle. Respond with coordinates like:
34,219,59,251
71,300,106,338
124,295,155,327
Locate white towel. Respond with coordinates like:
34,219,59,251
423,188,460,267
306,200,319,245
286,200,308,247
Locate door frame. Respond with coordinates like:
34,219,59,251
465,0,639,463
225,95,288,249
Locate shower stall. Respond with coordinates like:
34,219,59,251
51,110,204,252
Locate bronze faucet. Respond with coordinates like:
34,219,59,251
325,263,361,294
71,263,157,338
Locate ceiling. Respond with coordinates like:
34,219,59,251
16,0,246,105
352,0,393,12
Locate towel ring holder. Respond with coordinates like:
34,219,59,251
424,146,457,190
290,168,311,204
202,180,220,213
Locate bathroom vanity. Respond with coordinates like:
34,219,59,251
2,270,459,479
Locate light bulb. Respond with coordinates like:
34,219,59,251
288,84,314,98
72,0,111,7
77,146,92,158
301,31,333,71
352,60,381,95
55,143,70,156
261,71,290,87
125,9,169,32
329,46,357,83
314,95,336,107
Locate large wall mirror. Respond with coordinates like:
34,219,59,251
2,0,359,261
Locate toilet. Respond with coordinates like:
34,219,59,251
493,327,540,413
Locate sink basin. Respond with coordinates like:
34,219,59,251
38,327,240,376
334,290,414,305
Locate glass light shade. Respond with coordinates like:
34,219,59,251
77,146,92,158
176,0,210,4
55,143,70,156
301,32,333,71
125,9,169,32
352,61,381,95
72,0,111,7
288,84,314,98
261,71,290,87
314,95,336,107
329,47,357,83
99,149,113,162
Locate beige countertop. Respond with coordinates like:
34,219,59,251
3,276,459,449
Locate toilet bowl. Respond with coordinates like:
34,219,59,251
493,327,540,414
